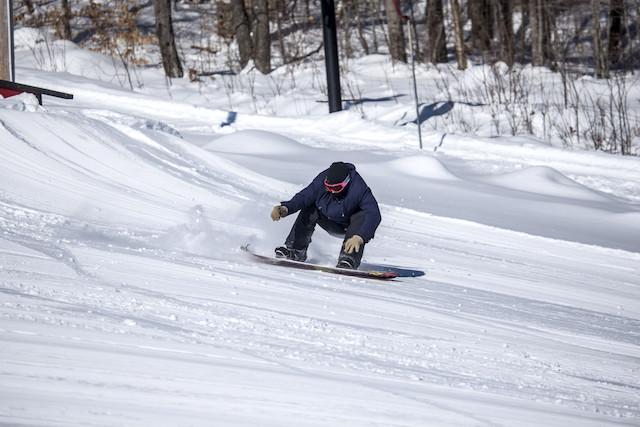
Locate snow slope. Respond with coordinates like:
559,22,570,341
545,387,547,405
1,45,640,426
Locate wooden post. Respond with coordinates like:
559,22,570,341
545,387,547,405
1,0,14,81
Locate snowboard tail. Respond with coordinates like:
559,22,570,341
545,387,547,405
241,245,398,280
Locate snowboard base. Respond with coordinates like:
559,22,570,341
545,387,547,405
241,245,398,280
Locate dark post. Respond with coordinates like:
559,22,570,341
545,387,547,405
320,0,342,113
1,0,14,81
9,0,14,81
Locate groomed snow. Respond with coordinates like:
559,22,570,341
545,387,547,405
1,39,639,426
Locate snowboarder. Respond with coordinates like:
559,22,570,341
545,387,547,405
270,162,381,269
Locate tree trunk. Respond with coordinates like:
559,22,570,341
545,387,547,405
253,0,271,74
215,1,233,39
60,0,72,40
231,0,252,68
153,0,183,78
275,0,286,63
530,0,544,66
469,0,492,56
542,2,556,70
608,0,624,68
425,0,447,63
23,0,34,14
408,0,420,60
450,0,467,70
385,0,407,63
370,0,381,53
1,0,11,80
340,0,354,58
591,0,607,78
304,0,311,30
494,0,514,66
354,1,370,55
515,1,528,64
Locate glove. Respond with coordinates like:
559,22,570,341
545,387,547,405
343,235,364,254
270,205,288,221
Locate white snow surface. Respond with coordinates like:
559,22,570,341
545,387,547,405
1,42,640,427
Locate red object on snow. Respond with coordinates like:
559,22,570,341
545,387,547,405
0,87,22,99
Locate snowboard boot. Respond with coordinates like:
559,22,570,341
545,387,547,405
336,255,358,270
275,246,307,262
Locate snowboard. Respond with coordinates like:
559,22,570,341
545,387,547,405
241,245,398,280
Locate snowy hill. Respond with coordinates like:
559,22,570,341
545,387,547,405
1,40,640,426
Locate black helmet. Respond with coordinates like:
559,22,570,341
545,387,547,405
324,162,351,194
325,162,349,184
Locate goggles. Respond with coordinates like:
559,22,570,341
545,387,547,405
324,175,351,193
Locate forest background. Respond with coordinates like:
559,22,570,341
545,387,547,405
4,0,640,155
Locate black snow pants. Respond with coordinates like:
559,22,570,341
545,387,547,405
285,205,366,267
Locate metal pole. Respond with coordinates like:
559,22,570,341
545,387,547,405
407,1,422,149
320,0,342,113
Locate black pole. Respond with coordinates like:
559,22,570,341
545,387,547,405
320,0,341,113
407,0,422,149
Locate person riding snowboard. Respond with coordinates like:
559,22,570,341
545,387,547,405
270,161,381,269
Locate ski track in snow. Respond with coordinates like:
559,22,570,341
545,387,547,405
1,70,640,426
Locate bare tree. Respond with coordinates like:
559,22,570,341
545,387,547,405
340,0,354,58
370,0,381,53
608,0,624,68
385,0,407,63
253,0,271,73
274,0,287,62
515,1,529,64
450,0,467,69
425,0,447,64
354,1,370,55
469,0,492,56
494,0,514,66
60,0,72,40
591,0,607,77
231,0,252,68
153,0,183,78
23,0,34,14
530,0,544,66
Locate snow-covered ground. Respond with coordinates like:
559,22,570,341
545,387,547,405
1,35,640,426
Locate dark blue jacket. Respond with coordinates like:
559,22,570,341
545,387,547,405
281,163,381,242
